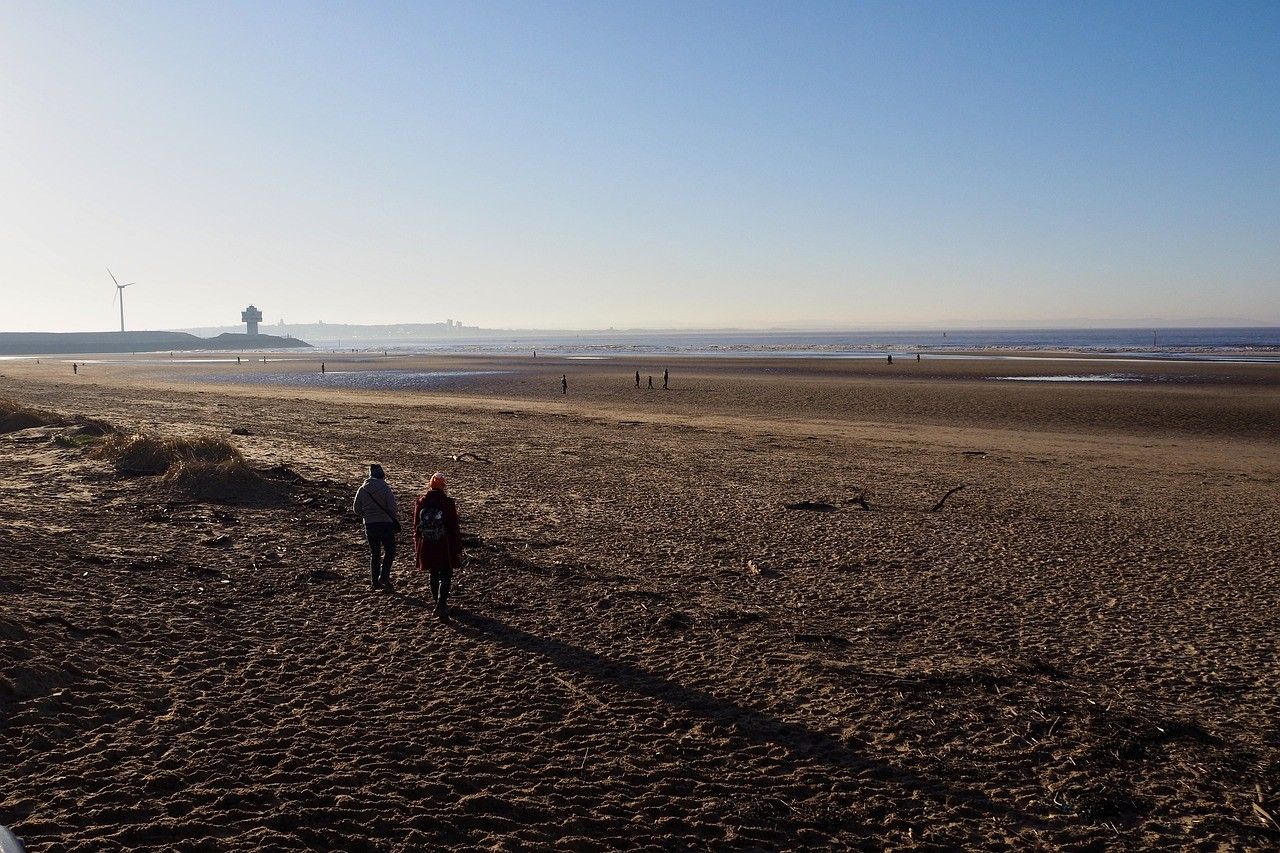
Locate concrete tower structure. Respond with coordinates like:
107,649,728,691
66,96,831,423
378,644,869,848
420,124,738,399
241,305,263,336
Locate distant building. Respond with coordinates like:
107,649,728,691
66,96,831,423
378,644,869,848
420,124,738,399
241,305,263,336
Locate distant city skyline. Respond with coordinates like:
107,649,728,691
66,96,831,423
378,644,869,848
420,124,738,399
176,316,1277,335
3,1,1278,333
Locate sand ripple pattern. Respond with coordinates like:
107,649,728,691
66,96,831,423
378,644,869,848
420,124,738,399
1,379,1278,850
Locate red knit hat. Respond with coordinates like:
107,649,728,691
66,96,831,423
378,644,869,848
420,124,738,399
429,472,447,492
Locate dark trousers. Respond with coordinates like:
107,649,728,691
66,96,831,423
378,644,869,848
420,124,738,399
365,522,396,585
430,564,453,608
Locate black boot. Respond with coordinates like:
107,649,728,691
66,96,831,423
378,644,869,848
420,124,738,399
437,575,451,620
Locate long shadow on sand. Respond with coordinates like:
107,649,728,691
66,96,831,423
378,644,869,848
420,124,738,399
396,594,1038,831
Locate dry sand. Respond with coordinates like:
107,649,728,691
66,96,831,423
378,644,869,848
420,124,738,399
1,353,1278,850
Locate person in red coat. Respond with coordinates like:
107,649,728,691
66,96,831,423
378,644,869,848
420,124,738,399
414,472,462,620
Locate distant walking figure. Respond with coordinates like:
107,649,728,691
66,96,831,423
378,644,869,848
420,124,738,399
321,362,326,374
72,363,78,375
647,375,653,389
663,368,669,389
414,472,463,621
353,463,399,590
635,371,640,388
916,353,921,362
236,356,241,365
887,354,893,365
562,374,567,395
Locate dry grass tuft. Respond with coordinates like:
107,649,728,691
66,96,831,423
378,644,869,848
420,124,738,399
95,432,172,474
92,430,285,503
95,431,256,485
161,436,258,491
166,434,243,465
0,396,61,434
163,457,259,488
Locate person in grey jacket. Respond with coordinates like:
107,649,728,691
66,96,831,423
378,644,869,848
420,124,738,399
353,463,399,590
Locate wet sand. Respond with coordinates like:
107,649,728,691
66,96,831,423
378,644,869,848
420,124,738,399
1,353,1278,849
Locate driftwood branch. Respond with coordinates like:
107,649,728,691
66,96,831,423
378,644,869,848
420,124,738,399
931,484,967,512
847,490,871,511
451,452,492,464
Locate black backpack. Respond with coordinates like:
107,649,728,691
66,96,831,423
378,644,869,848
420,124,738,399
417,505,447,542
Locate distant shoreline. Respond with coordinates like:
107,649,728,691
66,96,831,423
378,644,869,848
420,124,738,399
3,344,1279,365
179,326,1280,355
0,330,310,356
5,326,1278,360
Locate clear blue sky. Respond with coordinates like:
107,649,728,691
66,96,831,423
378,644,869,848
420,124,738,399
2,1,1277,331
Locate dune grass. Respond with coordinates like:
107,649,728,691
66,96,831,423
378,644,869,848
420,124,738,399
94,431,170,474
0,396,61,434
94,431,258,489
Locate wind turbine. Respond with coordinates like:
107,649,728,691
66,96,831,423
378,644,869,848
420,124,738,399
108,269,135,333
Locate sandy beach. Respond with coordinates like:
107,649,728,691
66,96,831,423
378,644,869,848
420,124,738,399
1,352,1278,850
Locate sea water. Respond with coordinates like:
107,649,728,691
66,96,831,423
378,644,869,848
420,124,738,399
296,327,1280,362
206,370,511,391
990,374,1145,382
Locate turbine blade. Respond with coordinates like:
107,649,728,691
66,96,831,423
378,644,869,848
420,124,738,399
107,267,119,286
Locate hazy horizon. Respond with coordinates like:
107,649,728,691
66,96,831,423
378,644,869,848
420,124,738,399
9,319,1280,338
174,318,1277,334
3,1,1278,333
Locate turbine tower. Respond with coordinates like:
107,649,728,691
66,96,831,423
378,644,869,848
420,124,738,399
108,269,135,333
